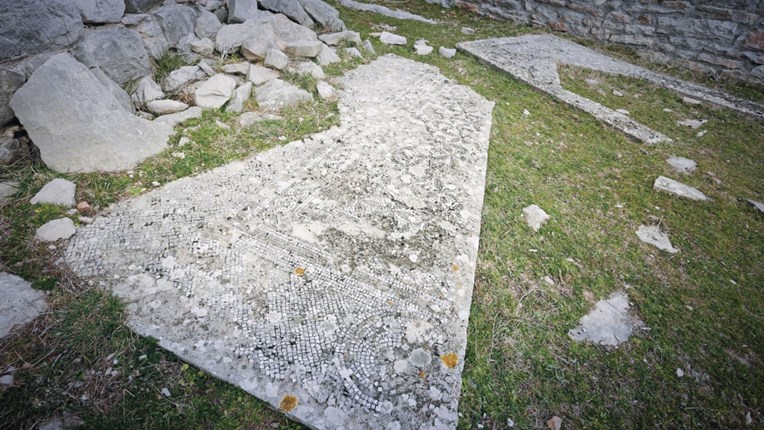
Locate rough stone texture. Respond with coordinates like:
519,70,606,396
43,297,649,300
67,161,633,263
0,68,26,125
222,62,251,75
0,136,28,166
293,62,325,80
191,37,215,56
285,41,323,57
164,65,206,92
195,8,223,40
0,182,18,206
345,47,363,58
264,49,290,70
155,5,198,47
299,0,346,32
133,14,170,58
75,0,125,23
227,0,260,23
259,0,314,28
226,82,253,113
0,273,47,339
636,225,678,253
677,119,707,129
238,111,281,127
316,44,341,66
242,33,279,61
0,0,84,61
195,74,237,108
153,106,204,127
72,27,152,86
10,54,172,173
380,32,407,45
125,0,163,13
415,45,434,56
316,81,336,100
746,200,764,213
90,66,136,113
439,47,456,58
666,156,697,174
449,0,764,84
654,176,708,201
337,0,437,24
65,55,494,430
569,292,639,346
522,204,549,232
147,100,189,114
458,35,763,144
37,218,76,242
319,31,361,46
30,178,76,207
248,66,280,86
255,79,312,110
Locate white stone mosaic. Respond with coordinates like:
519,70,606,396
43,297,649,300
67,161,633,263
64,55,494,429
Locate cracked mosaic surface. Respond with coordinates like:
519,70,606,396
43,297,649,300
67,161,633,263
65,55,494,430
458,35,763,144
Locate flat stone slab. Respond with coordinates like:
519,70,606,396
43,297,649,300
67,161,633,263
654,176,708,201
338,0,437,24
458,35,763,144
0,272,47,339
569,291,640,346
65,55,494,430
636,225,678,253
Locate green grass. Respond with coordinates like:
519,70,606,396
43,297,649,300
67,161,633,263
151,51,188,87
1,1,762,428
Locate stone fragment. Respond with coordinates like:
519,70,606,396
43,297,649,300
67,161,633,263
337,0,437,23
0,68,26,125
215,20,272,54
568,291,638,346
362,39,375,53
439,47,456,58
653,176,708,201
198,61,215,76
195,7,222,40
248,66,280,86
190,38,215,56
30,178,76,207
132,77,165,109
90,67,135,113
666,156,697,174
636,225,678,253
379,32,406,45
264,49,289,70
612,89,623,96
682,96,702,106
10,54,172,173
676,119,707,129
319,31,361,46
616,109,630,115
0,273,47,339
285,41,323,57
195,74,237,108
299,0,346,32
547,416,562,430
522,204,550,232
72,27,152,86
293,62,325,80
77,201,91,212
125,0,163,13
0,182,18,206
746,199,764,213
238,111,281,127
164,66,206,92
316,81,336,100
135,16,171,58
222,62,251,76
316,44,341,65
75,0,125,23
255,79,312,110
415,45,433,56
259,0,314,27
36,218,76,242
242,31,279,61
155,5,198,48
345,47,363,58
153,106,203,127
461,27,475,35
0,136,28,165
146,100,189,114
226,82,253,113
0,0,84,61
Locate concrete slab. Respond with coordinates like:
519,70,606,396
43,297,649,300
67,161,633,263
458,35,763,144
65,55,494,430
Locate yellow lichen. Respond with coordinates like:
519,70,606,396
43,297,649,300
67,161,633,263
451,264,459,272
294,267,306,276
418,370,427,379
279,394,298,412
440,353,459,369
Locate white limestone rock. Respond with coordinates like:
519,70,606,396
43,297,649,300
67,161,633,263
316,81,336,100
226,82,253,113
285,40,323,57
264,48,289,70
72,27,152,85
238,111,281,127
241,30,278,60
198,60,215,76
653,176,708,201
522,204,550,232
255,79,312,110
190,37,215,56
30,178,76,207
746,199,764,213
75,0,125,24
195,74,237,108
677,119,707,129
379,31,406,45
0,182,18,206
36,218,76,242
362,39,375,53
318,31,361,46
131,76,165,109
0,272,47,339
146,100,189,114
316,44,341,65
299,0,346,32
345,47,362,58
414,45,433,55
439,47,456,58
154,5,198,48
259,0,314,28
153,106,204,127
666,156,697,174
636,225,678,253
248,65,280,86
222,62,251,75
195,7,223,40
569,292,639,346
164,65,206,92
293,62,325,80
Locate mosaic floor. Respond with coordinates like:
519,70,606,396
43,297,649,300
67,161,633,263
65,55,494,430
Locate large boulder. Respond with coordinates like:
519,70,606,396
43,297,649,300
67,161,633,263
268,14,318,48
0,67,26,125
10,53,172,173
195,7,223,40
299,0,346,32
72,27,152,85
227,0,261,23
215,18,274,53
155,5,198,47
90,67,136,113
0,0,84,61
259,0,314,28
75,0,125,23
124,0,163,13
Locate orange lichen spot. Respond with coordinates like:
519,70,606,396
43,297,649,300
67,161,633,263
279,394,298,412
294,267,306,277
440,353,459,369
451,264,459,272
418,370,427,379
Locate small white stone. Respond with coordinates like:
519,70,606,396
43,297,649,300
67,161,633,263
666,156,697,174
36,218,76,242
612,90,623,97
522,109,530,116
345,47,363,58
30,178,76,207
316,81,336,100
653,176,708,201
676,368,684,377
161,387,171,397
439,47,456,58
522,204,550,232
379,31,406,45
636,225,678,253
682,96,701,106
414,45,433,56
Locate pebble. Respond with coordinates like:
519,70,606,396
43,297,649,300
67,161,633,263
682,96,701,106
161,387,171,397
345,47,363,58
461,27,475,35
612,90,623,97
676,368,684,377
522,204,550,232
522,109,530,116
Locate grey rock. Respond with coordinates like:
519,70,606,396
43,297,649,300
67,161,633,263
164,65,206,92
147,100,189,114
666,156,697,174
259,0,314,28
316,81,335,99
345,47,362,58
636,225,678,253
247,65,280,85
299,0,346,32
676,119,707,129
10,53,172,173
238,111,281,126
0,272,47,339
0,68,26,125
264,48,289,70
30,178,76,207
194,74,237,108
337,0,437,24
36,218,76,242
316,44,341,65
653,176,708,201
0,136,28,166
222,62,251,75
362,39,375,54
461,27,475,35
198,60,216,76
72,27,152,86
682,96,702,106
124,0,162,13
227,0,260,23
415,45,433,55
75,0,125,23
131,76,165,108
522,204,550,232
746,199,764,213
242,32,278,61
439,47,456,58
569,292,639,346
379,31,406,45
153,106,203,127
215,20,274,54
122,13,150,26
255,79,312,110
318,31,360,46
155,5,198,48
0,182,18,206
190,37,215,56
293,62,325,80
195,7,222,40
0,0,84,61
226,82,253,113
285,40,323,57
90,66,136,113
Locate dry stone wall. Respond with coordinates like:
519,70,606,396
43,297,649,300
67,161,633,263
444,0,764,84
